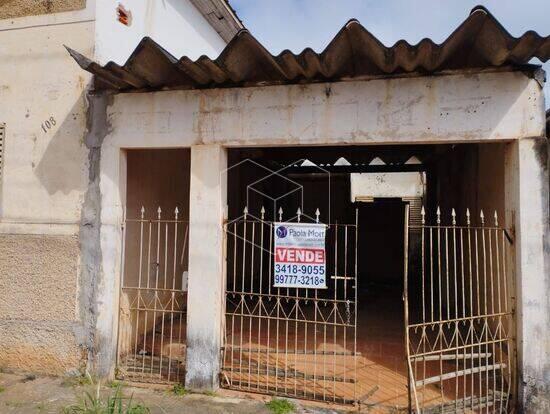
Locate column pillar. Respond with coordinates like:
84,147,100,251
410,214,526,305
505,137,549,412
96,144,126,378
185,144,227,390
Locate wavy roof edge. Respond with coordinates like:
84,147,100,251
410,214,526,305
66,5,550,93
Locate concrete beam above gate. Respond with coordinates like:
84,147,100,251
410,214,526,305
105,69,545,149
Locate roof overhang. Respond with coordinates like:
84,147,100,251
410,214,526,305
66,5,550,93
190,0,243,43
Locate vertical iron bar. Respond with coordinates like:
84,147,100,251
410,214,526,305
403,204,415,413
167,211,178,382
467,211,474,411
229,222,237,387
133,209,145,375
481,215,489,410
266,222,273,392
247,221,255,390
436,209,443,409
176,221,187,382
142,218,152,377
495,227,504,414
257,216,264,391
239,216,246,390
354,209,358,404
333,224,338,402
158,219,169,378
233,222,237,295
445,225,450,322
343,225,348,404
430,226,434,323
150,208,161,376
116,207,127,372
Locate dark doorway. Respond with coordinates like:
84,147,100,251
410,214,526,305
355,200,409,409
358,200,405,288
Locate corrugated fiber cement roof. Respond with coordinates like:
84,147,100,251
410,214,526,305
67,5,550,93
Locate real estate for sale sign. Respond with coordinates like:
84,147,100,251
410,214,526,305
273,222,327,288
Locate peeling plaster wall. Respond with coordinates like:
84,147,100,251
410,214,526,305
505,137,550,412
0,5,95,374
106,71,545,149
78,93,112,377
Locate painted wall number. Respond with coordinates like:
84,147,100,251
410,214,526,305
41,116,56,133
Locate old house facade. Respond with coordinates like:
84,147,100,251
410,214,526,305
1,3,549,413
0,0,240,384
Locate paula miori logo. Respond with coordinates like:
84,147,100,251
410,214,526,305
276,226,288,238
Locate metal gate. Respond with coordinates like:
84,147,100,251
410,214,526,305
405,205,515,413
221,208,358,404
116,207,189,384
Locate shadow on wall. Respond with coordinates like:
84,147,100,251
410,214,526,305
34,90,89,197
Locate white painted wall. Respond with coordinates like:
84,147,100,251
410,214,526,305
95,0,227,65
0,1,96,375
0,3,96,235
106,71,545,149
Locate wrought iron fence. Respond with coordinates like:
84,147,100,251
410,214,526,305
221,207,359,405
405,206,515,413
117,207,189,384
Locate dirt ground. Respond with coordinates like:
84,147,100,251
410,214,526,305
0,372,346,414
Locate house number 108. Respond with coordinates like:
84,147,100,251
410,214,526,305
41,116,56,133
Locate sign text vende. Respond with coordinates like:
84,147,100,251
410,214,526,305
275,247,325,264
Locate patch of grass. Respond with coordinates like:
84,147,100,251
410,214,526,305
62,372,95,388
35,402,47,412
203,390,216,397
266,398,295,414
107,380,124,389
171,383,188,396
0,386,5,393
77,373,95,386
63,384,149,414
